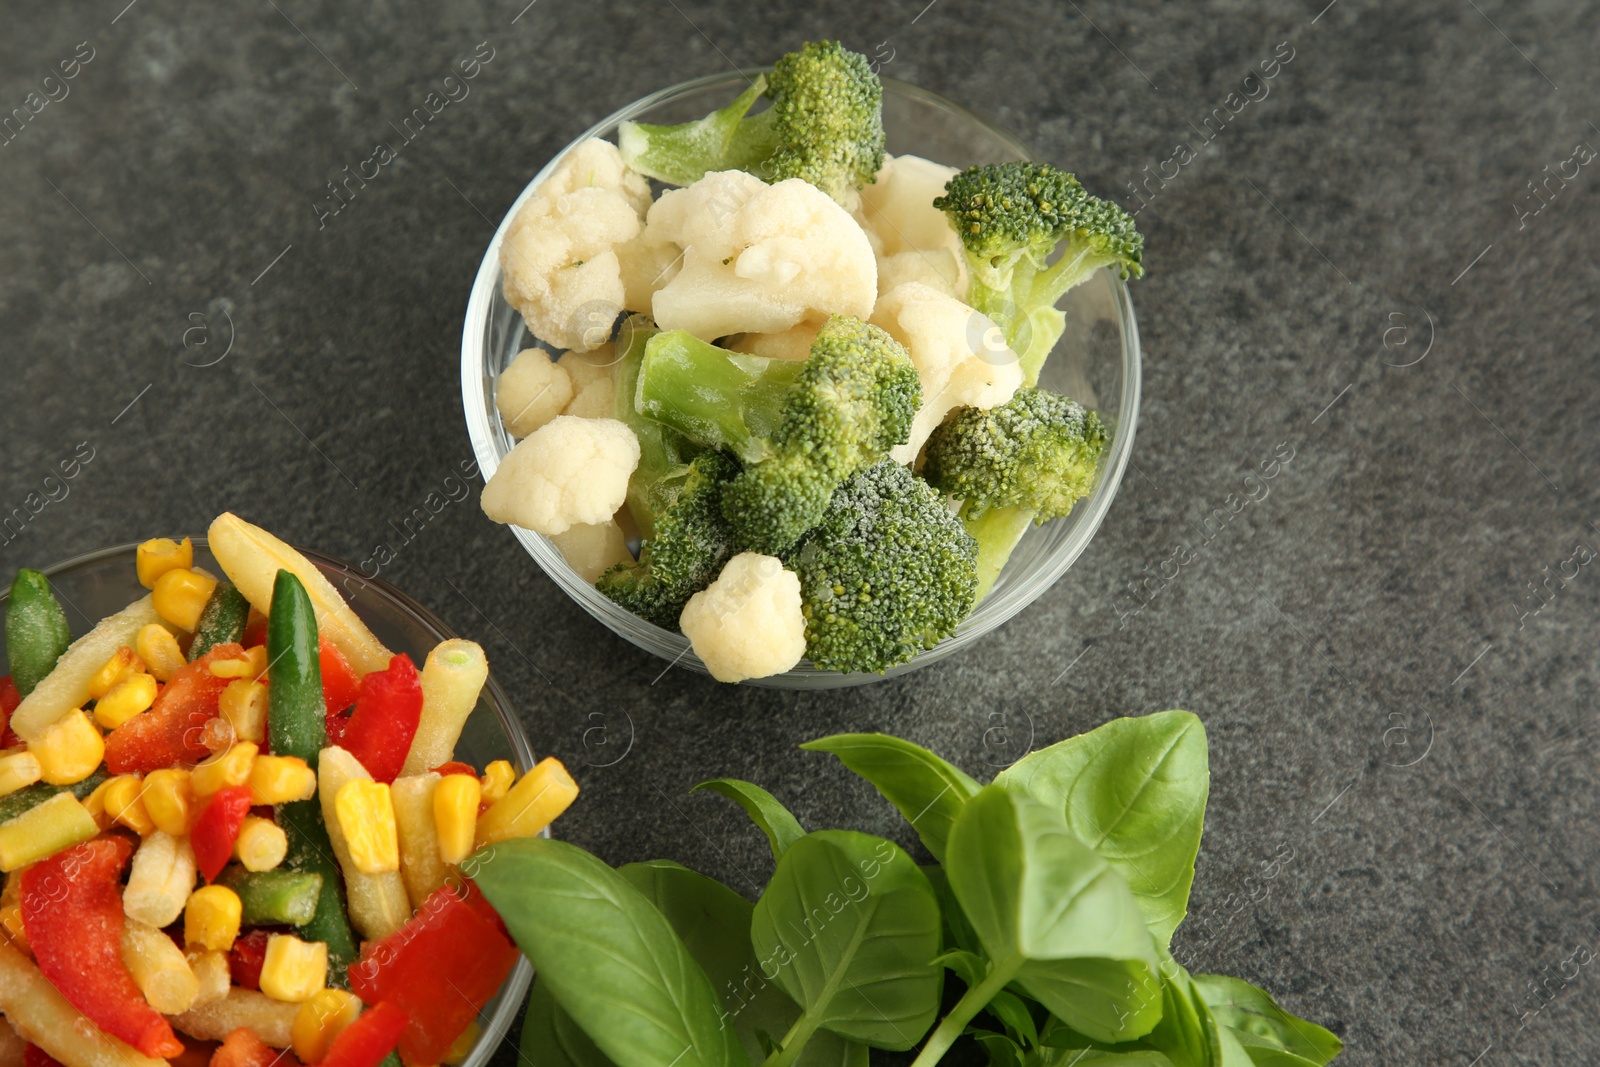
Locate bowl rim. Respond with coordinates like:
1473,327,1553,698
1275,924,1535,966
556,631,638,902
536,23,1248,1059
4,538,536,1067
461,71,1141,686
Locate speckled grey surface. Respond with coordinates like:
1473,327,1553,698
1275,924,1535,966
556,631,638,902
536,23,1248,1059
3,1,1598,1063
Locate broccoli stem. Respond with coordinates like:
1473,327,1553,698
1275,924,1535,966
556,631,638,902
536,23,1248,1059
617,77,781,187
962,505,1038,603
614,317,698,539
636,330,805,464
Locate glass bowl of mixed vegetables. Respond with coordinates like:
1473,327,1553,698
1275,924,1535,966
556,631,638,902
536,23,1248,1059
0,514,586,1067
462,44,1141,688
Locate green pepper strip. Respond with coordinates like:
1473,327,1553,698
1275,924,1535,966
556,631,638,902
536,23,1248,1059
6,569,73,696
187,582,251,662
0,769,108,826
217,866,324,926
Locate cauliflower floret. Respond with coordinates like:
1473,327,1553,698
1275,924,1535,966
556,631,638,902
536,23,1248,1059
725,321,822,362
501,139,653,352
550,520,632,582
679,553,807,683
870,282,1023,464
481,416,640,536
856,154,968,299
496,348,574,438
647,171,876,339
616,233,684,313
559,344,621,420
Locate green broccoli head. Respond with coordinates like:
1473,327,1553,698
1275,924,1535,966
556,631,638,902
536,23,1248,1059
596,450,740,630
783,461,978,674
618,40,885,203
934,162,1144,384
921,387,1108,522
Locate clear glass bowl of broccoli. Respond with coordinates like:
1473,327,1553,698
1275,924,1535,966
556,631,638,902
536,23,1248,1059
461,70,1140,689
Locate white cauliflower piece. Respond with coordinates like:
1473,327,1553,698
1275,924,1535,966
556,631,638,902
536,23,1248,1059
616,233,683,313
679,553,807,683
870,282,1023,464
550,520,632,582
500,139,652,352
481,416,640,536
559,345,621,420
647,171,876,339
496,348,574,438
725,321,822,362
857,154,968,299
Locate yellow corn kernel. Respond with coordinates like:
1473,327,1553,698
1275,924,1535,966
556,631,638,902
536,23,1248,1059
291,988,363,1063
249,755,317,805
260,934,328,1003
191,741,258,797
334,781,399,874
235,816,288,872
88,646,146,700
432,774,481,865
137,537,194,589
103,774,156,835
30,709,105,785
137,623,185,682
81,775,116,828
0,902,28,955
209,646,269,680
475,757,580,847
143,767,197,836
0,753,42,797
153,568,218,632
0,793,99,872
443,1020,481,1064
93,670,158,730
184,884,242,952
479,760,514,804
220,679,269,743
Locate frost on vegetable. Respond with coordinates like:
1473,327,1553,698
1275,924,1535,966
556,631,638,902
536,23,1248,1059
480,416,641,536
856,154,969,299
679,553,807,683
495,348,573,438
557,345,622,420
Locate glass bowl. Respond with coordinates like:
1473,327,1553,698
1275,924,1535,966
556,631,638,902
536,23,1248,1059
461,73,1141,688
0,540,535,1067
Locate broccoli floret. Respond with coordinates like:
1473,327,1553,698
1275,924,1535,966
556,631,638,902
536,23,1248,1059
611,316,702,538
934,162,1144,384
783,461,978,674
595,450,741,630
637,315,920,554
618,40,886,203
921,387,1108,601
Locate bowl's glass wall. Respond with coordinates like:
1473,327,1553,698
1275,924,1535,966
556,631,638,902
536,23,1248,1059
463,74,1140,688
0,543,534,1067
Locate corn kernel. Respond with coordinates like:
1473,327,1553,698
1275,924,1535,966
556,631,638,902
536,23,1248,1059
82,775,116,828
0,793,99,872
191,742,258,797
137,537,193,589
137,624,185,682
209,646,269,680
31,709,105,785
88,646,146,700
334,780,399,874
479,760,514,804
0,753,42,797
235,816,288,872
93,671,158,730
292,988,364,1063
433,774,481,865
443,1020,481,1064
153,569,218,632
0,902,29,955
103,774,156,835
184,884,242,952
143,768,197,836
247,755,317,806
260,934,328,1003
219,680,268,743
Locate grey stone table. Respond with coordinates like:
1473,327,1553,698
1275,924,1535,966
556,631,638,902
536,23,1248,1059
3,1,1596,1063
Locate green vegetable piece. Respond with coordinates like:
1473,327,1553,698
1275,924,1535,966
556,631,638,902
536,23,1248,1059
636,331,806,464
1192,975,1342,1066
941,786,1161,1048
691,779,805,861
6,569,73,696
467,838,746,1067
0,769,107,826
799,734,979,863
523,980,616,1067
959,506,1038,604
613,316,703,540
994,710,1209,949
187,581,251,662
749,831,942,1052
277,799,358,984
216,866,325,927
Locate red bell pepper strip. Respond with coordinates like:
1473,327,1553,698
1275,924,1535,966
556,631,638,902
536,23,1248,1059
210,1027,283,1067
321,638,361,714
338,655,422,784
0,675,21,748
321,1002,408,1067
193,785,254,882
104,644,242,773
228,928,270,990
19,838,185,1059
429,760,476,778
349,885,517,1066
24,1045,65,1067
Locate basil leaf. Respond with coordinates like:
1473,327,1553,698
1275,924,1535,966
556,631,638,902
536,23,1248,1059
522,979,616,1067
994,710,1210,948
466,839,748,1067
985,989,1040,1048
801,734,980,862
973,1030,1026,1067
750,830,943,1050
945,786,1162,1044
1192,975,1341,1066
692,779,806,860
1031,1050,1176,1066
924,865,982,955
1145,960,1220,1067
